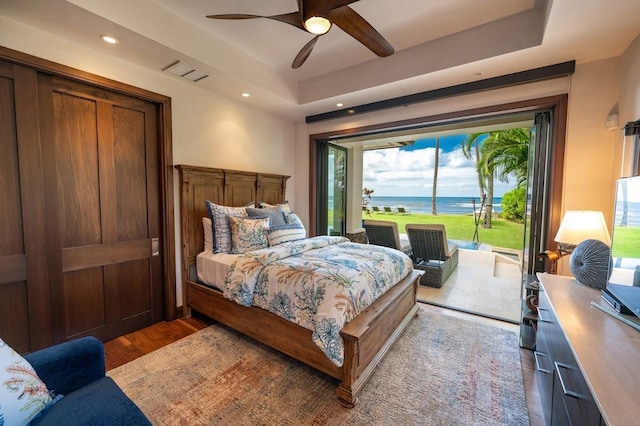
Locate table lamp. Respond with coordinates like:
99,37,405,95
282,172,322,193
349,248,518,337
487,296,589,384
538,210,611,274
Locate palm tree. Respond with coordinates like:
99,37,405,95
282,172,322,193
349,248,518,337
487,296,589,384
463,128,530,228
432,137,439,215
462,133,487,201
462,133,491,226
478,128,530,189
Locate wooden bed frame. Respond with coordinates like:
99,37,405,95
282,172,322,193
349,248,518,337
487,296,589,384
176,164,421,407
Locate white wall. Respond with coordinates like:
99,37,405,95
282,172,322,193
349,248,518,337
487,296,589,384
617,34,640,177
0,16,297,305
618,34,640,129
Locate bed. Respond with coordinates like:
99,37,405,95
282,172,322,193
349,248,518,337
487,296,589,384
176,164,421,407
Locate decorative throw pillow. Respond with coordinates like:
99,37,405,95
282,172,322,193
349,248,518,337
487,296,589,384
202,217,213,252
268,224,307,246
0,338,53,425
283,212,303,227
205,201,248,253
260,201,292,214
246,207,286,228
229,216,270,254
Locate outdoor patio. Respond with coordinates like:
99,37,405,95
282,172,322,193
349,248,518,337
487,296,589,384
415,248,522,323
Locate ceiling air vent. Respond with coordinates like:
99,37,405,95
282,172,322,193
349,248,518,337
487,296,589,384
163,60,209,83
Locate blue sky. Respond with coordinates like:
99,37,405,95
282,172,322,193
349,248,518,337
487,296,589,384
362,134,518,197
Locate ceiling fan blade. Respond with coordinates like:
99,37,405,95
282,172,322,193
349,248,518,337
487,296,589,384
292,35,320,68
302,0,359,18
327,6,394,57
207,12,304,31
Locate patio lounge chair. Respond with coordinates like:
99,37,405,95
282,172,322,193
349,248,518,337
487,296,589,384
405,224,459,288
363,220,412,257
371,206,381,213
383,206,395,214
396,206,411,214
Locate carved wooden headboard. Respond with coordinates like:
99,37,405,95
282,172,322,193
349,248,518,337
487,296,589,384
175,165,289,283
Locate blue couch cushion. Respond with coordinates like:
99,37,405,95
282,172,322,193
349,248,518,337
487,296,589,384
29,376,150,426
25,336,105,396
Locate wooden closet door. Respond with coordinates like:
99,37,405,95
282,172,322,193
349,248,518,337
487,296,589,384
38,75,163,343
0,63,50,353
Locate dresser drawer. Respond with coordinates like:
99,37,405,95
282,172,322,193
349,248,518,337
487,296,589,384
537,284,601,425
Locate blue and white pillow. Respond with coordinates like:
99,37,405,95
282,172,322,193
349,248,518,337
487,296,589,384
1,338,52,425
268,223,307,246
284,212,303,227
229,217,270,254
205,201,248,253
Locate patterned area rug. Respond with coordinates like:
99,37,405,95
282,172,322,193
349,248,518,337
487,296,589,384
109,308,529,425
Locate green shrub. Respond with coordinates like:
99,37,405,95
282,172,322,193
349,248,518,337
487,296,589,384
501,187,526,223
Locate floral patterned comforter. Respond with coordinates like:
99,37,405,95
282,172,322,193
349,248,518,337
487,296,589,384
223,236,413,366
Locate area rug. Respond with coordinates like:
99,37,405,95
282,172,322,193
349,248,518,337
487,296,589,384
417,249,522,323
109,308,529,425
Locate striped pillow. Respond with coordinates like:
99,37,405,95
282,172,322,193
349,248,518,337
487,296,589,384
268,223,306,246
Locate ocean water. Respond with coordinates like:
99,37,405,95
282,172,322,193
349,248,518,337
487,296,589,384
366,196,502,215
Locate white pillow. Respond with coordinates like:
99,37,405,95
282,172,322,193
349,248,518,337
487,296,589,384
0,338,53,425
203,217,213,252
229,216,270,254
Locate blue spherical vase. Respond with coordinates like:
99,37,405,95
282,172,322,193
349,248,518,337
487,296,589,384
569,239,612,289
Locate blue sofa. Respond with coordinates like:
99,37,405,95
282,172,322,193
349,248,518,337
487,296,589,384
24,336,151,425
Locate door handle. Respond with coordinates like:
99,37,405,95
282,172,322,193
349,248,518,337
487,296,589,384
151,238,160,257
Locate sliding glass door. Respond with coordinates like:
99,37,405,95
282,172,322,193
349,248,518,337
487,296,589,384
523,110,554,274
317,142,347,236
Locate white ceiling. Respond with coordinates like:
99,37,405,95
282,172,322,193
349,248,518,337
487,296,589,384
1,0,639,122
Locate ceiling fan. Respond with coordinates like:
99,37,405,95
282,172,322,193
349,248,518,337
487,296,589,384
206,0,394,68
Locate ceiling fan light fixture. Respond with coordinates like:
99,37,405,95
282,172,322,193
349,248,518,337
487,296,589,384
304,16,331,35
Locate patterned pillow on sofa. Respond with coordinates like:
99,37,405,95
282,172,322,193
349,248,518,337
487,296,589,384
0,338,53,425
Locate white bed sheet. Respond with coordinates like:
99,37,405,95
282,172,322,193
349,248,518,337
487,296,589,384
196,250,238,290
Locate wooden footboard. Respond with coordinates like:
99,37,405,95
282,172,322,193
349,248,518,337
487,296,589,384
184,269,421,407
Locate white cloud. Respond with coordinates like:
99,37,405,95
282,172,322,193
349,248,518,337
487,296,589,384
363,147,516,197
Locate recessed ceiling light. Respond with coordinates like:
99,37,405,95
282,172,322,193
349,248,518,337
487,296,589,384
100,35,118,44
336,103,343,107
242,93,250,98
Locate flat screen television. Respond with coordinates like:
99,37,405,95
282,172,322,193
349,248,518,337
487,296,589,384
605,176,640,316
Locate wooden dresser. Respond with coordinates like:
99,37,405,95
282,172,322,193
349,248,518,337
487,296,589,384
535,273,640,425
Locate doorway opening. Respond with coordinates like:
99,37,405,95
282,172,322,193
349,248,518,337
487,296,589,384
311,96,566,325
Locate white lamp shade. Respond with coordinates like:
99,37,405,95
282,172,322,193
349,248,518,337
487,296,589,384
554,210,611,246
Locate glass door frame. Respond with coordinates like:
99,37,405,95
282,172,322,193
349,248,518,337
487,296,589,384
308,95,567,251
316,141,348,236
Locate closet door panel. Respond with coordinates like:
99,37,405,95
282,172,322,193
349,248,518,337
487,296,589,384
41,76,162,343
62,268,106,337
113,106,148,240
110,259,151,320
0,68,34,352
53,93,102,247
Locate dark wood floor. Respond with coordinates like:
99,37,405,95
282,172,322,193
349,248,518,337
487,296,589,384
103,304,544,425
104,312,212,370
